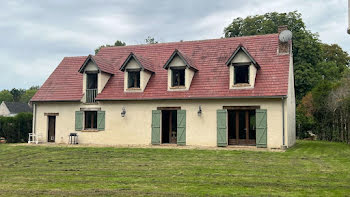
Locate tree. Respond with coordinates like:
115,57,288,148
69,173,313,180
95,40,126,54
145,36,158,44
224,11,323,101
20,89,38,103
10,88,26,102
0,90,13,103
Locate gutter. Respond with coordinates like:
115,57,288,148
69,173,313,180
96,95,287,101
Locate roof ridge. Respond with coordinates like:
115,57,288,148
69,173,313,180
100,33,278,50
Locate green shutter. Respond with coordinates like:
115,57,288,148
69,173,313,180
177,110,186,146
75,111,83,131
256,109,267,148
217,109,227,147
151,110,161,145
97,111,105,131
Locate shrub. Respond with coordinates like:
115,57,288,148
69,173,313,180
0,112,32,143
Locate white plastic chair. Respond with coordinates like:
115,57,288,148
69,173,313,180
28,133,42,144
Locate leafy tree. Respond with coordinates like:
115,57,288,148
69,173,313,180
10,88,25,102
20,89,38,103
224,11,322,101
95,40,126,54
145,36,158,44
0,90,13,103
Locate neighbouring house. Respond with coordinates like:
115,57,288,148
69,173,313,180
0,101,32,117
31,26,295,148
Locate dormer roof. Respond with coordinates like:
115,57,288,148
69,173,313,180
79,55,115,74
163,49,198,71
225,45,260,69
119,52,154,72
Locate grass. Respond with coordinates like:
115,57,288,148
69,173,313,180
0,141,350,196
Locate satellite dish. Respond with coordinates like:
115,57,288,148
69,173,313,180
279,30,292,42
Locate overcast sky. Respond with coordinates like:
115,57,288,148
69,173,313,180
0,0,349,90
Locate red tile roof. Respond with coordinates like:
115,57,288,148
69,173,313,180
32,34,290,102
32,56,86,101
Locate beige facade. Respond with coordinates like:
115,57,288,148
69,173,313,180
34,97,294,148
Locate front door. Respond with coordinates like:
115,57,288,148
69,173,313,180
48,116,56,142
161,110,177,144
228,110,256,145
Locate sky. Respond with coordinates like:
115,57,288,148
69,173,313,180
0,0,349,90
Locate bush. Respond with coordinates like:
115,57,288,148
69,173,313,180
0,112,32,143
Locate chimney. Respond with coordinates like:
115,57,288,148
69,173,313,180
278,25,292,54
278,25,288,34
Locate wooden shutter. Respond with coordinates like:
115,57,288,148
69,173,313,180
97,111,105,131
151,110,161,145
256,109,267,148
177,110,186,146
217,109,228,147
75,111,83,131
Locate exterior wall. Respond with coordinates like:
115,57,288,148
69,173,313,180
98,72,111,94
34,98,285,148
167,56,195,91
123,59,152,92
285,51,296,147
229,51,257,89
85,61,98,71
0,102,10,116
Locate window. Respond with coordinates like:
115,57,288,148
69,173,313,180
172,69,185,87
85,111,97,129
128,71,140,88
234,65,249,84
87,73,98,89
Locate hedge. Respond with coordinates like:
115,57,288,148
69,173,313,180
0,112,32,143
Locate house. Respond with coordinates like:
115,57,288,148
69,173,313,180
31,26,295,148
0,101,32,117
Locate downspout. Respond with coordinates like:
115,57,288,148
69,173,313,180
282,97,285,148
32,103,36,135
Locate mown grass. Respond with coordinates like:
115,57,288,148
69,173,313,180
0,140,350,196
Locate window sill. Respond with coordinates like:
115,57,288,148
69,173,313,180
170,86,186,89
232,83,250,87
81,129,100,132
126,88,141,91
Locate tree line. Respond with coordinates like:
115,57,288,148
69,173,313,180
0,86,39,104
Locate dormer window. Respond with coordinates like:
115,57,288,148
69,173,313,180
234,65,249,84
120,53,154,92
163,49,198,91
128,70,140,89
79,55,114,103
172,68,185,87
226,45,260,89
86,73,98,103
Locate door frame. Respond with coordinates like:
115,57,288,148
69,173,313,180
158,107,181,144
225,106,259,146
47,116,56,142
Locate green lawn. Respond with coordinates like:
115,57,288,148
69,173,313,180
0,141,350,196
